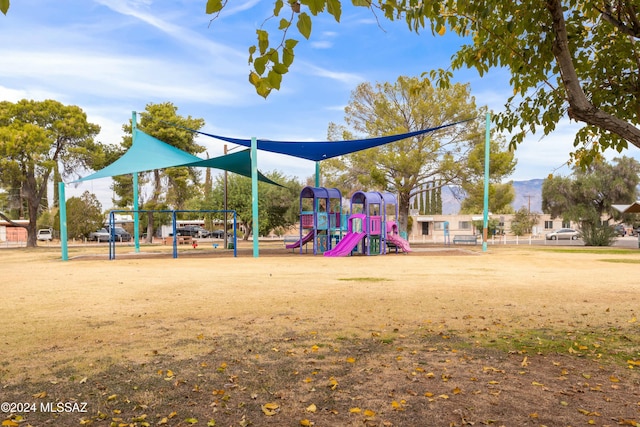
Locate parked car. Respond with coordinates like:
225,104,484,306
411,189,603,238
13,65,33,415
171,225,212,238
210,229,225,239
631,226,640,237
614,224,627,236
89,228,111,242
37,228,53,241
89,227,132,242
545,228,580,240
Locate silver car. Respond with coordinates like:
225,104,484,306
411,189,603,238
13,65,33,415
545,228,580,240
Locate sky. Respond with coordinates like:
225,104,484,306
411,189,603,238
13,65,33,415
2,0,638,209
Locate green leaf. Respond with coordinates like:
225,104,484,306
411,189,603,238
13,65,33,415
205,0,222,14
284,38,299,50
272,63,289,74
305,0,325,16
352,0,370,6
254,55,268,75
273,0,284,16
278,18,291,30
256,29,269,54
267,70,283,90
296,12,312,39
0,0,9,15
255,80,272,98
326,0,342,22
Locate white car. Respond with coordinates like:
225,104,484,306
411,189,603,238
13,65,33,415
545,228,580,240
37,229,53,241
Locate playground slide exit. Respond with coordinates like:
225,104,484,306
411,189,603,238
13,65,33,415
323,232,366,257
386,233,412,252
285,230,314,249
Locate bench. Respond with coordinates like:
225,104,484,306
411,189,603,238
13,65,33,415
177,236,194,245
453,235,478,245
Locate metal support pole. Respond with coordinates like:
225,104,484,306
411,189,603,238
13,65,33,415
482,112,491,252
251,137,259,257
132,111,140,253
58,182,68,261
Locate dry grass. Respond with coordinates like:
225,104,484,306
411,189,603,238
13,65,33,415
1,242,640,426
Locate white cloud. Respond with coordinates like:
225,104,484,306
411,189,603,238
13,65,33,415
311,40,334,49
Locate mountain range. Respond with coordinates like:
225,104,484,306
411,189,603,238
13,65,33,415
441,179,544,215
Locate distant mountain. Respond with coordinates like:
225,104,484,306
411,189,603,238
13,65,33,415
440,179,544,215
511,179,544,213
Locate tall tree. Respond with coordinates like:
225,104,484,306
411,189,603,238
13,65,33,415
322,76,483,232
58,191,104,240
206,0,640,160
459,135,517,214
204,171,302,239
115,102,206,242
0,99,101,247
542,156,640,245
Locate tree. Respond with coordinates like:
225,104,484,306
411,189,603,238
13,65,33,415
205,172,302,239
115,102,206,242
58,191,104,240
459,135,517,214
542,156,640,245
322,76,483,232
0,99,101,247
206,0,640,160
510,207,540,236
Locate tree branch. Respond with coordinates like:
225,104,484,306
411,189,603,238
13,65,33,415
0,211,26,228
546,0,640,149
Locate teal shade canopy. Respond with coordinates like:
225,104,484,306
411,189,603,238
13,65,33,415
73,129,281,186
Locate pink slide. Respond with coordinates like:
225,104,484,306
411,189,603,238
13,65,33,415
324,232,365,257
386,233,412,252
286,231,314,249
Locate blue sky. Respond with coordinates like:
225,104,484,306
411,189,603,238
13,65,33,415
2,0,636,208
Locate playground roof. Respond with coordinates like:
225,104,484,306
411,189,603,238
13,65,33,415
613,202,640,214
300,186,342,200
73,129,281,186
189,120,469,162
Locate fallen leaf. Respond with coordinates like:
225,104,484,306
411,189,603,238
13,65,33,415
346,357,356,363
328,377,338,390
262,402,280,416
300,420,313,426
364,409,376,417
32,391,47,398
306,404,317,413
349,407,361,413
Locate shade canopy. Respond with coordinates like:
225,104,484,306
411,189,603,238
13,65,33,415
190,120,471,162
73,129,280,186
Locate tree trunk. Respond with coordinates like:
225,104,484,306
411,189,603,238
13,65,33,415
146,211,154,243
398,191,411,235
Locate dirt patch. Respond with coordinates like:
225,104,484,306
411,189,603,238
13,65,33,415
1,244,639,426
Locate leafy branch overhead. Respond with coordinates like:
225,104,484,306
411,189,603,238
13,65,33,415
205,0,640,162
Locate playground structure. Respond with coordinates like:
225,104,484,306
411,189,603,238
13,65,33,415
286,186,346,255
324,191,411,257
288,187,411,257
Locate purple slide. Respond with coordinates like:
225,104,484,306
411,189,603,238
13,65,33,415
387,233,412,252
286,231,315,249
324,232,365,257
